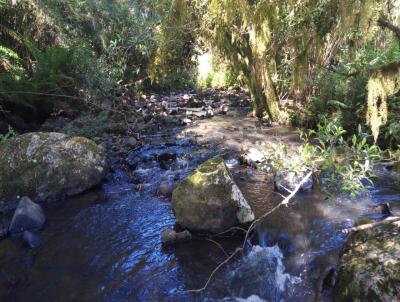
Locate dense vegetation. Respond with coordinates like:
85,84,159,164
0,0,399,148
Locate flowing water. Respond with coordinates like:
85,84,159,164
0,127,399,302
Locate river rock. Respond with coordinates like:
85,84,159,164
157,182,174,198
240,148,265,168
126,137,139,148
205,108,214,118
9,197,45,234
0,132,107,203
161,229,192,245
334,221,400,302
220,104,229,114
181,118,192,125
274,169,313,193
172,157,255,233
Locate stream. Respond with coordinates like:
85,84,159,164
0,125,399,302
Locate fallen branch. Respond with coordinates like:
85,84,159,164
186,171,313,293
342,216,400,234
210,226,248,238
205,238,229,257
0,90,85,101
186,247,242,293
377,17,400,40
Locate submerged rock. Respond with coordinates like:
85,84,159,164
22,230,42,249
274,169,313,193
172,157,255,233
334,221,400,302
0,132,107,203
9,197,45,234
156,182,174,198
161,229,192,245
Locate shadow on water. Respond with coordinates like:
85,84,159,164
0,128,399,302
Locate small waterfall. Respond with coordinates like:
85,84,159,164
226,245,301,302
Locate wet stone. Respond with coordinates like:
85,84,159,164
127,137,139,148
22,230,42,249
9,197,46,235
156,182,174,198
161,229,192,246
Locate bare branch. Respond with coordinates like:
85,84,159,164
185,248,242,293
342,216,400,234
377,17,400,40
205,238,229,257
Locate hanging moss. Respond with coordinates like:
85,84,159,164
367,62,400,141
148,0,197,89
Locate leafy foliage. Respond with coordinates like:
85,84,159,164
302,116,381,196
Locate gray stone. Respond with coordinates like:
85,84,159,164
334,221,400,302
274,169,313,193
205,108,214,118
181,118,192,125
161,229,192,245
220,104,229,114
241,148,265,168
126,137,138,148
0,132,107,203
9,197,45,234
172,157,255,233
157,182,174,198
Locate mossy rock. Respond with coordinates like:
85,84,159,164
334,221,400,302
172,157,254,233
0,132,107,204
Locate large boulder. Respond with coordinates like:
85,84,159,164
0,132,107,203
9,196,45,234
334,221,400,302
172,157,255,233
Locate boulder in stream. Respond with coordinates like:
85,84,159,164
274,169,313,193
240,148,265,168
172,157,255,233
9,197,45,234
0,132,107,203
334,221,400,302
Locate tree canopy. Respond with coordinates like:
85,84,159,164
1,0,400,144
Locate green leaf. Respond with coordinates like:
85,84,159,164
0,45,19,60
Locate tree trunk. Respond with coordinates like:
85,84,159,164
247,57,284,122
